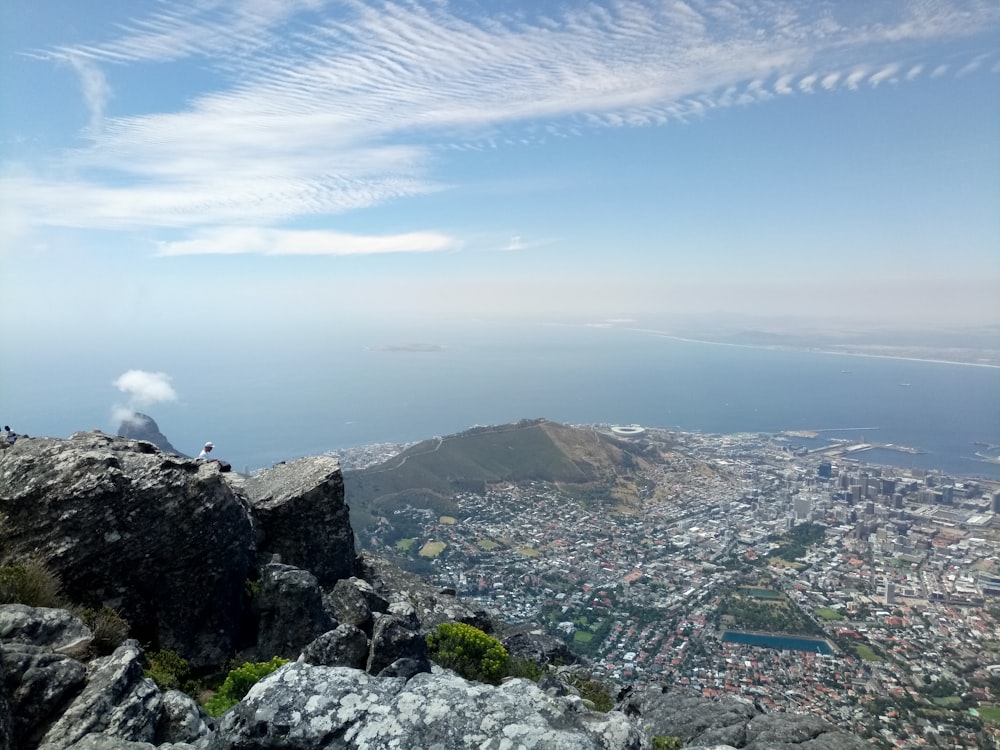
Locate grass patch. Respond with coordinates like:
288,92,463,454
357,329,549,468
816,608,843,621
439,516,457,525
516,547,540,558
932,696,962,708
476,539,499,550
853,644,883,662
740,587,782,600
573,630,594,644
768,557,806,569
419,541,446,558
977,706,1000,723
395,538,416,552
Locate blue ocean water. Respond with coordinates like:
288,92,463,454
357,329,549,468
7,321,1000,478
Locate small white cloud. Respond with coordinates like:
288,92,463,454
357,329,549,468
798,74,818,93
156,228,460,256
114,370,178,405
62,53,112,135
869,63,900,87
820,72,841,90
773,74,794,95
931,64,949,78
112,370,177,427
505,235,524,251
905,64,924,80
845,68,868,89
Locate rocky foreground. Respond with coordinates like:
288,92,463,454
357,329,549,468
0,432,868,749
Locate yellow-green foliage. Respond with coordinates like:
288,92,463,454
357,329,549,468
0,558,63,608
426,622,509,685
652,737,682,750
145,650,192,692
202,657,289,717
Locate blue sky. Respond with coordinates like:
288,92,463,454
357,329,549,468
2,0,999,342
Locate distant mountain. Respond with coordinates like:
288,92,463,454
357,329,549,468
116,412,186,456
343,418,664,532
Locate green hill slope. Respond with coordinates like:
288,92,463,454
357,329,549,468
343,419,651,532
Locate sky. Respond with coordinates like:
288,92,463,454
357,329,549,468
2,0,999,334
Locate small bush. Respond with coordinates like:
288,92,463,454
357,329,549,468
76,606,130,656
506,656,544,682
145,649,192,692
568,675,615,712
652,737,682,750
0,558,64,607
426,622,509,685
202,657,289,717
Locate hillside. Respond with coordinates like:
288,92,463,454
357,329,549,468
343,419,660,532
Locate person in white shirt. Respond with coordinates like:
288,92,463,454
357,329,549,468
198,441,216,461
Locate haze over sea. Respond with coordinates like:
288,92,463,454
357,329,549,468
8,321,999,479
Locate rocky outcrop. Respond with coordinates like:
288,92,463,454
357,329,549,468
0,433,257,667
624,688,870,750
212,662,648,750
238,457,356,586
116,413,184,457
253,563,335,661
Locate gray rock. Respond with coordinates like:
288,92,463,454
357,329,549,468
503,630,577,668
240,457,356,586
156,690,210,747
0,605,93,656
211,662,647,749
743,712,870,750
0,641,12,750
38,640,162,750
365,613,428,676
324,577,386,634
627,689,754,747
299,624,369,669
0,434,257,668
3,642,86,748
358,553,496,635
254,564,335,661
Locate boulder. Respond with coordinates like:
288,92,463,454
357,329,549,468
239,457,356,586
299,624,369,670
0,642,13,750
156,689,211,747
0,434,257,667
2,642,86,748
37,640,162,750
625,688,870,750
324,577,387,634
0,605,92,656
253,564,335,661
365,612,428,676
211,662,648,749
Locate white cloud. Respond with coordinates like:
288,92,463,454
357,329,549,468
112,370,178,426
155,227,459,256
6,0,999,238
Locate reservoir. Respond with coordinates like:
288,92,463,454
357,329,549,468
721,630,833,655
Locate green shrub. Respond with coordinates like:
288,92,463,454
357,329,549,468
652,737,682,750
0,558,64,607
145,649,192,692
426,622,509,685
506,656,544,682
568,675,615,712
202,657,289,717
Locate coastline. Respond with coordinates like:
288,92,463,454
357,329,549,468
619,326,1000,369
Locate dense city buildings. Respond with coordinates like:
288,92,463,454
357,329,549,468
338,428,1000,749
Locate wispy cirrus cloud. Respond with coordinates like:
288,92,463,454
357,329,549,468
6,0,999,240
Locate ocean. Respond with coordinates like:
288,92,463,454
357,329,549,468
7,321,1000,478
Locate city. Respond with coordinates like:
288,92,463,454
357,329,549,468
341,427,1000,749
